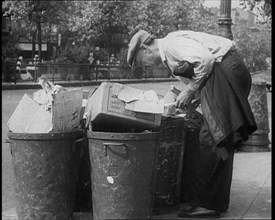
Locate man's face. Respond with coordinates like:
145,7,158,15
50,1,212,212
134,44,155,71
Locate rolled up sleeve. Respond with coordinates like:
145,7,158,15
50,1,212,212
189,48,215,91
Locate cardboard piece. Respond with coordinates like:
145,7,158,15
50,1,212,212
7,94,52,133
51,89,82,132
84,82,162,130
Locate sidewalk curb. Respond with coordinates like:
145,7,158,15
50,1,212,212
2,78,178,90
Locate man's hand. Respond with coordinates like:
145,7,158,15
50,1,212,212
175,89,196,110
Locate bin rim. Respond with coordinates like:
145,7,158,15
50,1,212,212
7,130,84,140
87,130,162,141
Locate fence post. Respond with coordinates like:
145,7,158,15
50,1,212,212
66,63,68,81
96,65,98,81
53,63,55,83
34,63,37,82
108,65,111,81
82,64,84,82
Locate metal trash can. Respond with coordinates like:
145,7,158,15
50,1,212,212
87,130,161,220
153,117,186,213
8,130,84,220
239,81,270,152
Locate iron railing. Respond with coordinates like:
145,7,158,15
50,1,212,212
2,62,170,83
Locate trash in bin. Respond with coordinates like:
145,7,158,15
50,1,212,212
7,78,83,133
162,85,181,117
33,76,66,110
84,82,163,131
7,94,53,133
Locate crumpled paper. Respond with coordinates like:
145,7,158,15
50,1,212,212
33,77,66,111
7,77,82,133
118,89,164,114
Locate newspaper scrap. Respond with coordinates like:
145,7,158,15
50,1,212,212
33,76,66,111
118,89,164,114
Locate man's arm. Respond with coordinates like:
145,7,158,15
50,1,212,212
173,61,195,79
165,37,215,108
164,37,215,91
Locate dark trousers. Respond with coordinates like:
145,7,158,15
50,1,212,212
181,51,256,212
190,124,238,212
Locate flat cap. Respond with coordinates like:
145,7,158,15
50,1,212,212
127,30,151,68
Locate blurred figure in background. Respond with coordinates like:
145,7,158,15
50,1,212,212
88,52,96,80
15,56,23,83
110,54,118,63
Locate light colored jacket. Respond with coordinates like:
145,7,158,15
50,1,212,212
157,30,236,90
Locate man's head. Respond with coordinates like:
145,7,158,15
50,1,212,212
127,30,160,71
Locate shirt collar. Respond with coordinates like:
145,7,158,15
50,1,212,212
157,39,166,63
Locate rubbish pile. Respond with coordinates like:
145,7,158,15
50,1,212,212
7,79,197,134
7,77,83,133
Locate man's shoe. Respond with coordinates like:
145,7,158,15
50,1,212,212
180,202,193,212
3,138,10,143
178,206,220,218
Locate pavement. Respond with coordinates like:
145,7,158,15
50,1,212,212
2,152,272,220
2,72,272,219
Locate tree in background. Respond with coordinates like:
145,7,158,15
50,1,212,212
234,0,271,71
64,0,217,63
240,0,271,26
233,25,271,72
2,0,270,71
2,0,221,63
2,0,73,61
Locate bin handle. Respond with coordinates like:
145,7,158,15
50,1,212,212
2,138,12,155
103,143,127,157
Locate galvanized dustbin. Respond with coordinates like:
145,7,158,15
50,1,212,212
8,130,84,220
153,117,186,213
87,130,161,220
239,81,270,152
